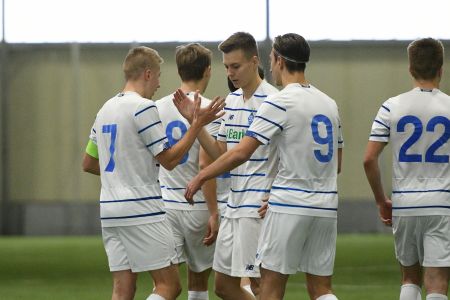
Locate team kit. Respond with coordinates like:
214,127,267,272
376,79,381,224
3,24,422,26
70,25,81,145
83,33,449,300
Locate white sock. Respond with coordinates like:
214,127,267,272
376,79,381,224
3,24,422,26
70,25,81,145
426,294,448,300
146,293,166,300
188,290,209,300
400,284,422,300
316,294,338,300
242,284,254,296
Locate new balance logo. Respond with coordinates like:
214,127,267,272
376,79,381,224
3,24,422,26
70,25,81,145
245,264,255,271
229,114,235,120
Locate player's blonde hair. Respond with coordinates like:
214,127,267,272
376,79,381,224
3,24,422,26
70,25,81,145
175,43,212,81
123,46,163,81
408,38,444,80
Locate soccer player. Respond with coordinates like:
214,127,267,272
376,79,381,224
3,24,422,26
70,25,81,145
364,38,449,300
174,32,279,299
156,42,221,300
82,46,224,300
180,33,344,300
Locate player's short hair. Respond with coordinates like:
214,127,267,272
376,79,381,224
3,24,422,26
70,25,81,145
273,33,310,73
408,38,444,80
175,43,212,82
123,46,163,81
219,32,259,59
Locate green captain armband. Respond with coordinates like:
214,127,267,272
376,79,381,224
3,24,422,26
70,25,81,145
85,140,99,159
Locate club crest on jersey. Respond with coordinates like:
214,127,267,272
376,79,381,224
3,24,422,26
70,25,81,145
248,112,254,125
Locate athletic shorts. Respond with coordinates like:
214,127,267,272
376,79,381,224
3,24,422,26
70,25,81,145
102,220,177,273
213,216,262,277
256,211,337,276
393,215,450,267
166,209,215,272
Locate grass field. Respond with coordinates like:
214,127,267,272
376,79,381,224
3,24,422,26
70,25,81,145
0,234,405,299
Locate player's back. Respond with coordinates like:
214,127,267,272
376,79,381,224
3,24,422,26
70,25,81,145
264,83,343,217
156,93,211,210
93,91,167,226
371,87,450,215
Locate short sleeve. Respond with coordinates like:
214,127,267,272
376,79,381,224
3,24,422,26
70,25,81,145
369,101,391,143
134,101,170,156
246,97,287,145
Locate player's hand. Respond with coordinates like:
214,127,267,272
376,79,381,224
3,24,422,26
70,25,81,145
377,197,392,226
185,174,205,204
203,213,219,246
191,93,225,127
258,195,269,218
173,89,195,123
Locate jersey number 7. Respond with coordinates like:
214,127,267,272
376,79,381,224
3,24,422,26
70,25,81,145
102,124,117,172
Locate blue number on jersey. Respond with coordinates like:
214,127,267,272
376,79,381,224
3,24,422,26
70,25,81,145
397,115,449,163
311,114,334,163
166,120,189,164
102,124,117,172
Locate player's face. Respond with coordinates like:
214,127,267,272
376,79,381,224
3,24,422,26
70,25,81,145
145,67,161,99
223,49,257,90
270,49,282,86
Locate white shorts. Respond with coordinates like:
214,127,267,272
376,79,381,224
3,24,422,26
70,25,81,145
102,220,177,273
256,211,337,276
166,209,215,272
393,215,450,267
213,216,262,277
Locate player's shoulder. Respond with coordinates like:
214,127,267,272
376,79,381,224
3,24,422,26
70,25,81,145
154,93,173,108
258,80,279,95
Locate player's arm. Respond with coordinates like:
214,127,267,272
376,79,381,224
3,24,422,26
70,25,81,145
82,140,100,175
195,128,227,160
337,148,343,174
185,136,261,202
156,95,225,170
363,141,392,225
199,146,219,246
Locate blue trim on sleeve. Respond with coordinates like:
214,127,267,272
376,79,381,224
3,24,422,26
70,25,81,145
373,119,390,130
370,134,390,137
249,157,269,162
381,105,390,112
146,136,168,148
138,121,162,134
135,105,157,116
255,115,284,131
246,130,270,142
263,100,286,112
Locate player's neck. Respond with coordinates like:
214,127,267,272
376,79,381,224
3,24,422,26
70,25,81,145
122,81,145,98
180,80,207,95
413,78,440,90
242,76,263,101
282,72,308,88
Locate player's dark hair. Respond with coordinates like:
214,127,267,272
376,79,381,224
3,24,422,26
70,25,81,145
408,38,444,80
273,33,310,73
219,32,259,59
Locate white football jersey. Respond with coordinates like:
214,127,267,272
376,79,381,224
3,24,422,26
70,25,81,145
217,80,279,218
89,91,170,227
369,87,450,216
247,83,344,218
156,92,225,210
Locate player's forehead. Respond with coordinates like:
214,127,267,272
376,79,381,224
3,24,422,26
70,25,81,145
222,49,250,66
